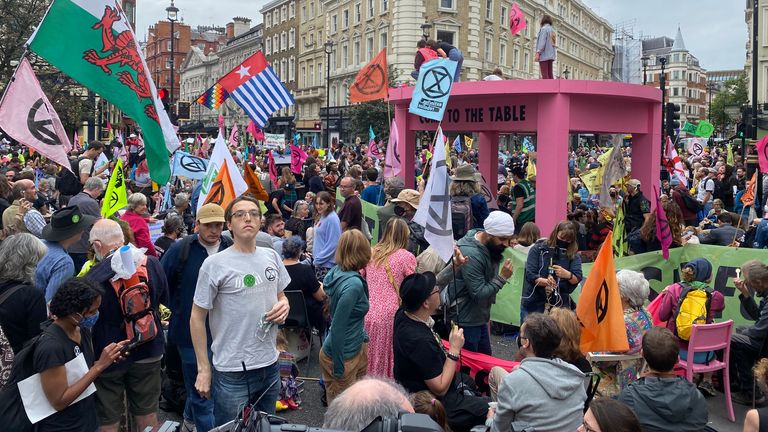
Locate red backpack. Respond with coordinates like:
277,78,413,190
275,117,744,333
110,256,158,346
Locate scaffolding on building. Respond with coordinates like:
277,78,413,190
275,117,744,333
611,20,642,84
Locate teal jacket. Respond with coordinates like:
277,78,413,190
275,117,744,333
322,266,369,377
447,229,507,327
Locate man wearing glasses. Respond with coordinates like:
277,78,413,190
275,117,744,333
445,210,515,354
338,176,362,231
191,195,291,427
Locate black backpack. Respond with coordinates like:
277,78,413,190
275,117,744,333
0,331,44,432
450,196,473,240
57,157,92,196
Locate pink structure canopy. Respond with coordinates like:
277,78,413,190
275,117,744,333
388,80,663,235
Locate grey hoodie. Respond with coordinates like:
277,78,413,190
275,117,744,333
618,376,707,432
491,357,586,432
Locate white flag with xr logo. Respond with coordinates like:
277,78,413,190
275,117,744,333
413,127,454,262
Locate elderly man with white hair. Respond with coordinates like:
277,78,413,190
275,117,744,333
322,377,415,431
120,193,157,256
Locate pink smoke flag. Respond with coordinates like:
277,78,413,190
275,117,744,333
229,123,239,147
509,3,527,36
290,144,308,175
384,119,401,178
368,139,381,159
0,58,72,172
663,136,688,188
653,187,673,260
757,136,768,173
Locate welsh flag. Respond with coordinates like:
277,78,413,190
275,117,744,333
28,0,179,183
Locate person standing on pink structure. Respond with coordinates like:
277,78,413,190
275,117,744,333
535,15,557,79
363,218,416,378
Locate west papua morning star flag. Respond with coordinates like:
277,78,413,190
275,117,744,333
218,51,295,127
409,58,458,121
413,126,453,262
0,58,73,172
29,0,179,184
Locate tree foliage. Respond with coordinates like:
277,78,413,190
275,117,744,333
0,0,95,132
710,73,748,132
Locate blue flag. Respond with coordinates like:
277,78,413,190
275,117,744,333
172,151,210,180
522,136,534,153
161,183,173,212
313,134,319,149
409,59,458,121
369,126,375,141
453,135,462,153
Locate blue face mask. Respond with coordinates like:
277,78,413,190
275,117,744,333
78,311,99,329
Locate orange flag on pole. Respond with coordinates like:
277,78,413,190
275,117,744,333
243,162,269,201
741,172,758,207
203,163,237,210
576,231,629,352
349,49,388,103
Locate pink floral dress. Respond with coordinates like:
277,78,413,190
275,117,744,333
363,249,416,378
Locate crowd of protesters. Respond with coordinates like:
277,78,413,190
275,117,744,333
0,127,765,432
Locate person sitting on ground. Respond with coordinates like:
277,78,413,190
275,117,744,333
731,260,768,405
578,398,642,432
322,377,415,431
393,272,492,432
411,390,450,432
744,358,768,432
697,212,746,246
618,327,708,432
657,258,724,397
490,313,586,432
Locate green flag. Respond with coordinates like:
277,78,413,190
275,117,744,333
681,122,697,134
102,158,127,218
727,143,735,166
29,0,179,183
693,120,715,139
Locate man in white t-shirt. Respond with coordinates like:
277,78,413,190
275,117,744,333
191,195,291,427
696,167,716,215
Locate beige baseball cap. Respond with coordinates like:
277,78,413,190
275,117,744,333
197,203,225,224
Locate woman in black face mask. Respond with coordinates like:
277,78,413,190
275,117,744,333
520,221,583,320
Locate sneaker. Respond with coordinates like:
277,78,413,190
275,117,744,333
698,381,717,397
732,391,767,407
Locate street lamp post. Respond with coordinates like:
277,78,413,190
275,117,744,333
641,55,649,85
659,57,667,142
166,0,179,108
324,40,334,150
562,66,570,80
420,21,432,41
707,82,718,123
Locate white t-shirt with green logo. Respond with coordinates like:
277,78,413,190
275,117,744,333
194,246,290,371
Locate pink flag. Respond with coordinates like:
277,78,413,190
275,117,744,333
73,130,80,152
229,123,239,147
0,58,72,172
663,136,688,188
509,3,528,36
368,139,381,159
654,187,673,260
290,144,308,175
218,114,225,130
383,119,401,178
757,136,768,173
268,151,279,188
200,136,210,157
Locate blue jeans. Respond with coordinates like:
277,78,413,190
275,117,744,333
178,346,214,432
448,48,464,82
463,324,492,355
213,361,280,427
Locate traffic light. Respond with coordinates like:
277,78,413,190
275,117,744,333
157,88,170,112
665,103,680,139
176,101,190,120
742,107,755,139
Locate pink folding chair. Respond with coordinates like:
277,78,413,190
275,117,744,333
677,320,735,422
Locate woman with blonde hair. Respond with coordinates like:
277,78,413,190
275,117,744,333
549,308,591,373
320,229,372,402
363,218,416,378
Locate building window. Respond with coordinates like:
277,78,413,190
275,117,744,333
513,47,519,68
381,0,388,12
281,59,287,80
524,51,530,72
289,29,295,48
436,30,454,45
332,15,338,33
266,12,271,27
266,38,272,55
380,31,388,49
366,36,374,60
167,40,172,51
281,32,287,50
331,85,337,106
310,64,315,86
289,57,295,81
485,0,493,20
301,65,306,87
166,59,172,69
500,42,506,66
342,42,349,66
439,0,454,10
500,5,507,26
310,1,315,17
273,35,278,52
673,87,679,96
354,39,360,65
281,5,287,22
355,3,361,23
343,9,349,28
289,3,295,18
485,37,492,62
368,0,374,17
330,51,336,70
301,5,306,21
317,62,322,84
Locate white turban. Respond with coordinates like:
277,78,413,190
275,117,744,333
483,211,515,237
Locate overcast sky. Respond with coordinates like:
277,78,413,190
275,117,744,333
136,0,746,71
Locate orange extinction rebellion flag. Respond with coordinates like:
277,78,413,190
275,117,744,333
349,49,388,103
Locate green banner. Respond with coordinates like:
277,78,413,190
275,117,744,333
335,188,381,245
491,244,762,328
